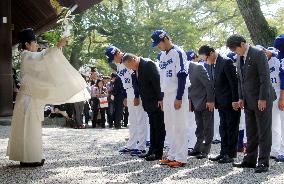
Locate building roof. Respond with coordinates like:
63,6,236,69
12,0,103,45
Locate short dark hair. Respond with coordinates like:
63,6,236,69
111,73,117,78
96,79,104,87
198,45,215,56
226,34,246,49
122,53,137,63
91,67,97,72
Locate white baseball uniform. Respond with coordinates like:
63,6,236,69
158,45,190,163
117,63,148,150
268,56,284,157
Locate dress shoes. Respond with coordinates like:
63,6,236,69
255,164,269,173
145,154,162,161
218,155,234,163
188,150,201,156
138,153,151,158
20,159,45,167
232,161,256,168
196,153,208,159
209,155,224,161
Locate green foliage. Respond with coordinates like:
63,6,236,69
12,0,283,75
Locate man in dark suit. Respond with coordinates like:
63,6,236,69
122,53,166,161
227,34,276,173
188,61,215,159
198,45,240,164
111,73,126,129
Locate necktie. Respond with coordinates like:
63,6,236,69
211,65,215,81
240,56,244,74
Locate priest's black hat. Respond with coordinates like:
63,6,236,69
18,28,36,46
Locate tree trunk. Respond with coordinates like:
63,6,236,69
69,36,87,69
236,0,276,46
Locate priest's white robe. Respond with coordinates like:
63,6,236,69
6,47,90,162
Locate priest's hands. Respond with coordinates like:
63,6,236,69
57,37,67,48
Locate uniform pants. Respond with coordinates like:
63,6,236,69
126,91,147,150
271,100,284,156
188,111,197,149
164,91,189,163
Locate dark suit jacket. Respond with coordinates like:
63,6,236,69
237,46,276,110
188,62,214,111
214,54,239,108
112,77,125,99
137,58,162,113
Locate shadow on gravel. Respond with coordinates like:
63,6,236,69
171,162,233,181
0,164,60,183
220,161,284,184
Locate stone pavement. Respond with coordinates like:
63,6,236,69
1,125,284,184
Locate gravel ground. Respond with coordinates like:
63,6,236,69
1,125,284,184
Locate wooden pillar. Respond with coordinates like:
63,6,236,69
0,0,13,116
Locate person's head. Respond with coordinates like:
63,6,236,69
186,50,198,62
150,30,172,51
110,73,117,81
105,46,124,64
198,45,216,65
103,76,111,84
122,53,139,71
90,71,98,80
274,35,284,60
91,67,97,73
226,34,247,56
96,79,104,88
18,28,38,52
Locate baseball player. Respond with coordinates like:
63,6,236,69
151,30,190,167
105,46,148,156
274,35,284,161
185,50,197,153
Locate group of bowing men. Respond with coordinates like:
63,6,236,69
106,31,284,173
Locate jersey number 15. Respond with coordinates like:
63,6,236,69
166,70,172,77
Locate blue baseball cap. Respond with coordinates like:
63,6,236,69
227,51,237,62
150,30,167,47
186,50,197,61
105,46,120,63
274,34,284,52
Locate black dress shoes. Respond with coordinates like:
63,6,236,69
138,153,151,158
209,155,224,161
145,154,162,161
20,159,45,167
232,161,256,168
212,139,221,144
188,150,201,156
255,164,269,173
218,155,234,163
196,153,208,159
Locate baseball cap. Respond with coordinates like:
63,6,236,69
226,51,237,62
105,46,120,63
186,50,197,61
274,34,284,51
150,30,167,47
